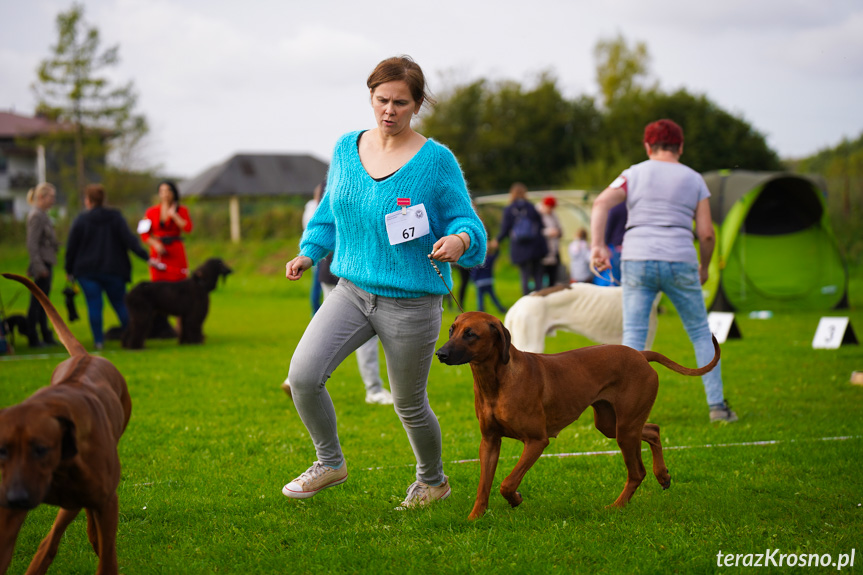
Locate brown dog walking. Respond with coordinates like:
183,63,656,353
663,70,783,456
435,311,719,520
0,273,132,575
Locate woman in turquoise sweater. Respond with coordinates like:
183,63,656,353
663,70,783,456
283,56,487,509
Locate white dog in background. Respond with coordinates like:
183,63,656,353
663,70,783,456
503,283,660,353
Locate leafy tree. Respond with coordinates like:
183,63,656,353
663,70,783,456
421,74,601,191
594,34,655,108
31,2,148,205
605,89,782,172
568,35,782,189
795,132,863,264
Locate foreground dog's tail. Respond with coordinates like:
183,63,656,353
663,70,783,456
2,273,87,357
641,334,720,376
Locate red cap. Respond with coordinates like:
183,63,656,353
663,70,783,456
542,196,557,208
643,119,684,146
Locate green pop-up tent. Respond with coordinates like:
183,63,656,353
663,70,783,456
702,170,848,312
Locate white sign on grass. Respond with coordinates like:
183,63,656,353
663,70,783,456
708,312,740,344
812,317,858,349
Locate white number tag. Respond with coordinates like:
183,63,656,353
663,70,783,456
385,203,430,245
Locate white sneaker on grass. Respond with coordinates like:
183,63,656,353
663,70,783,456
396,476,451,509
282,461,348,499
365,388,393,405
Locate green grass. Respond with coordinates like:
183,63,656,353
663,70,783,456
1,239,862,574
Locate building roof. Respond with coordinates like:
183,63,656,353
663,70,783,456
0,111,71,138
180,153,329,199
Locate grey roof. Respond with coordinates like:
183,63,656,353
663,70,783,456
180,153,329,198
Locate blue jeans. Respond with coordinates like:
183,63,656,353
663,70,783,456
621,260,725,407
288,279,445,484
310,265,322,316
77,274,130,346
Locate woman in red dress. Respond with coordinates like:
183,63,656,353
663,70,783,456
139,181,193,281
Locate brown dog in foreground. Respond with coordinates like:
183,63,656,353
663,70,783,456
0,273,132,575
435,311,719,520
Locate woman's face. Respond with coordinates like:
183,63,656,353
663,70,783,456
39,189,56,210
158,184,175,204
370,80,421,136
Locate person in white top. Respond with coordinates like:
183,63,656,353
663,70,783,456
568,228,593,283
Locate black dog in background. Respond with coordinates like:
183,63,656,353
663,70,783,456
122,258,232,350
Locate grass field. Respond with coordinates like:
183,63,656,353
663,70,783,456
1,239,861,574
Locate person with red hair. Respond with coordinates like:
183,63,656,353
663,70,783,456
538,195,564,287
589,119,737,423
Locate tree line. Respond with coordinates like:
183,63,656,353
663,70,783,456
419,34,783,193
22,5,861,266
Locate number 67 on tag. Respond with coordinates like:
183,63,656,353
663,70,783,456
385,203,430,245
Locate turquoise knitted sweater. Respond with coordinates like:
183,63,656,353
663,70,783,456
300,130,487,298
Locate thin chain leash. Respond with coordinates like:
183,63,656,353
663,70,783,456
428,256,464,313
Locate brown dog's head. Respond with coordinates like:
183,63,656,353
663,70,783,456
436,311,512,366
0,401,77,510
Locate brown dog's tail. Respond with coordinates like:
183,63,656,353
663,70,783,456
641,334,720,376
2,273,87,357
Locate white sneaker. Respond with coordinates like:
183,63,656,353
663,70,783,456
282,461,348,499
396,476,451,509
365,388,393,405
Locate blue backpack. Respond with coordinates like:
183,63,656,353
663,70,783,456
511,207,536,244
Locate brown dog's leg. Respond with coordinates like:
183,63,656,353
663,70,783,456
25,507,80,575
0,508,28,574
591,401,617,439
88,495,119,574
469,435,502,520
499,437,549,510
609,426,647,508
641,423,671,489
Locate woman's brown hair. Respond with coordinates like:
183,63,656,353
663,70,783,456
367,55,435,108
85,183,105,207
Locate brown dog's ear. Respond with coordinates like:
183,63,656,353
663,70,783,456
56,417,77,460
489,321,511,364
501,323,511,364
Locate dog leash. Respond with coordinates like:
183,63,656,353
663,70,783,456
428,256,464,313
150,259,188,276
590,263,620,286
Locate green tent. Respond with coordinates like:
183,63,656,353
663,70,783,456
702,170,848,312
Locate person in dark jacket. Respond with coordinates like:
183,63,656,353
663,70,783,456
594,202,627,286
490,182,547,295
66,183,153,350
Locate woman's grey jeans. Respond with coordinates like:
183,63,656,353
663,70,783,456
287,279,445,485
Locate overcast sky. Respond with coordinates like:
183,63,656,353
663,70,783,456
3,0,862,181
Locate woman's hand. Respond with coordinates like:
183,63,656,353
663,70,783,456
430,234,469,263
150,239,167,255
590,244,611,273
699,264,709,286
285,256,313,281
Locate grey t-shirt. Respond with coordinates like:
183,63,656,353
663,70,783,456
608,159,710,265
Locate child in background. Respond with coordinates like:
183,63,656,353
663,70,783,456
470,247,507,313
568,228,594,283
